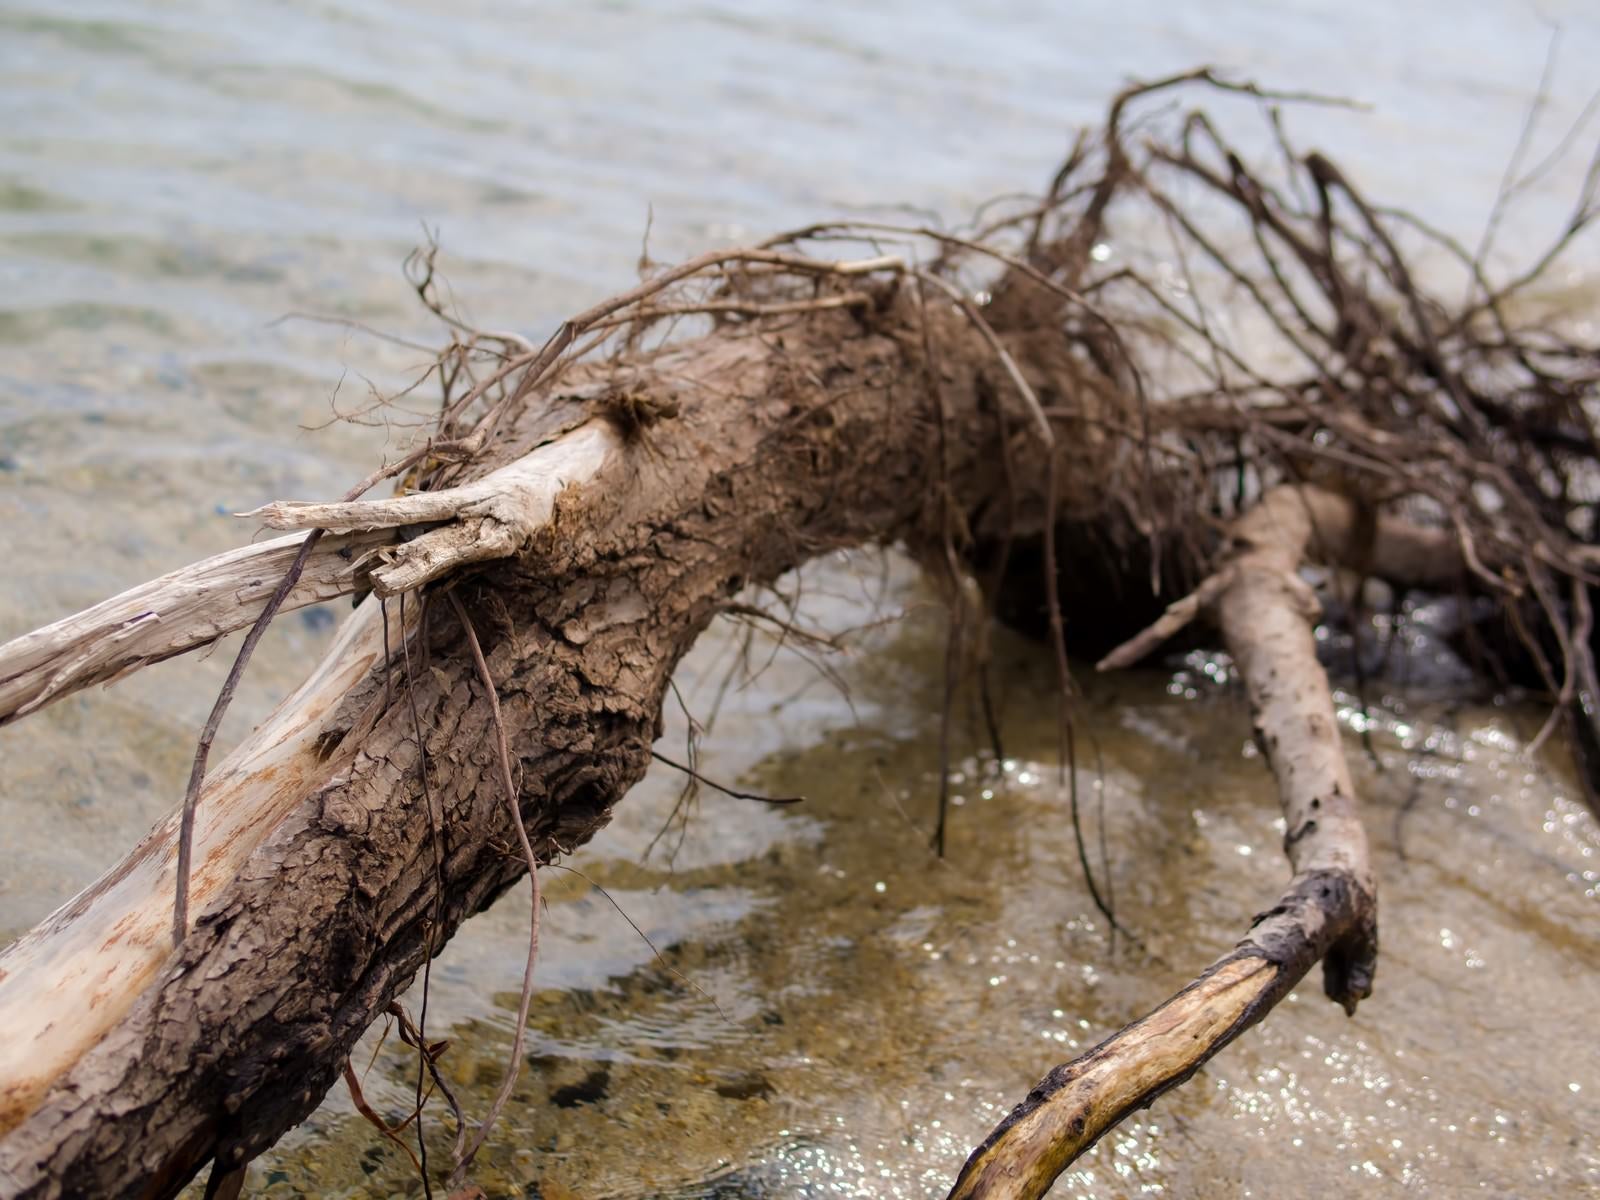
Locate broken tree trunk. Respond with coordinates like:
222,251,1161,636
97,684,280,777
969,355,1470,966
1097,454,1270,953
0,293,1068,1198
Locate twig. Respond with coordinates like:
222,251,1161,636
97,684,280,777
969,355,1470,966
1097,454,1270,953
446,592,543,1189
399,592,446,1191
543,863,735,1024
649,751,804,805
172,529,323,947
343,1061,425,1174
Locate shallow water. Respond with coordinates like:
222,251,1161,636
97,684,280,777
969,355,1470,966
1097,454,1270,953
2,3,1599,1197
218,578,1600,1198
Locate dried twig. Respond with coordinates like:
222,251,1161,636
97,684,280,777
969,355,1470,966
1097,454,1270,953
446,592,543,1190
649,751,804,805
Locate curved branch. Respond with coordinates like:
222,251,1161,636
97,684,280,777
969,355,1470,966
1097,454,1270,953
947,485,1459,1199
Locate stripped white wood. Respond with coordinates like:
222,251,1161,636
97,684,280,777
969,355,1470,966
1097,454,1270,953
0,420,621,725
0,530,385,726
247,419,621,595
0,419,623,1132
0,597,409,1131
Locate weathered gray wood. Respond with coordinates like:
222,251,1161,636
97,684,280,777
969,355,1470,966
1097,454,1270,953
0,422,625,729
0,529,385,726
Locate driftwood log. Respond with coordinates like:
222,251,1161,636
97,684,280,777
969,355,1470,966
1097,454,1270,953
1,75,1596,1198
0,295,1066,1198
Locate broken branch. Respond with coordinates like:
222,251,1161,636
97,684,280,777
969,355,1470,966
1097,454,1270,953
948,484,1461,1198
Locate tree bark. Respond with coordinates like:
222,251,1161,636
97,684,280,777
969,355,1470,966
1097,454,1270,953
0,292,1061,1198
